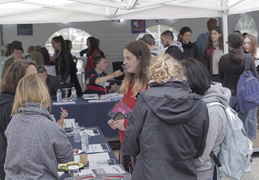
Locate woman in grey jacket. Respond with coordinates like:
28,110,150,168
182,58,231,180
123,54,209,180
4,74,73,180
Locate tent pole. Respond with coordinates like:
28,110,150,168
222,0,229,54
0,25,3,56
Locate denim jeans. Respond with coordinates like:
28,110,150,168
246,107,258,139
229,95,249,130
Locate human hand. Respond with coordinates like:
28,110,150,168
114,119,126,131
57,119,64,127
113,70,124,78
50,56,56,62
109,83,117,92
108,119,116,130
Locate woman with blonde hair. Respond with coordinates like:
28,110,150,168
108,40,150,172
4,74,73,179
123,54,209,180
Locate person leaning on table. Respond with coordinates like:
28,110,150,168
84,55,123,95
122,54,209,180
4,74,73,180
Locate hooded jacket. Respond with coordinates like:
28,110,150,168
194,83,231,180
165,41,184,61
0,93,14,179
123,81,209,180
4,102,73,180
150,47,164,57
181,41,199,60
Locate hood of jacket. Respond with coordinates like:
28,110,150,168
18,102,55,122
202,83,231,106
0,93,14,107
169,41,184,52
141,81,203,124
150,47,164,55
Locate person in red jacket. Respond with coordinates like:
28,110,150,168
108,40,150,173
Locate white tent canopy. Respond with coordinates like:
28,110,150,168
0,0,259,24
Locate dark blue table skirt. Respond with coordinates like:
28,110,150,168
51,97,119,138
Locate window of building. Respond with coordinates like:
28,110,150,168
45,28,90,56
136,24,178,51
235,15,258,38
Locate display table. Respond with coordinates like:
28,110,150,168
59,126,119,179
51,98,118,138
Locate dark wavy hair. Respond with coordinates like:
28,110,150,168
52,35,65,50
181,58,211,96
87,36,99,57
228,32,244,63
1,60,37,94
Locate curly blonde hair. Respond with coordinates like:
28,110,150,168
148,54,186,83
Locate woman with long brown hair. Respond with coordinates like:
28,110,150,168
243,34,259,139
108,40,150,172
0,60,37,179
204,26,224,82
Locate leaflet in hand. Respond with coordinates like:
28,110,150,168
107,100,132,120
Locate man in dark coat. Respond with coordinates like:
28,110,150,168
161,30,184,61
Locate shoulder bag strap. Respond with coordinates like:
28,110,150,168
244,54,250,71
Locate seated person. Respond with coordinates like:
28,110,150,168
4,74,73,179
84,56,123,95
37,66,61,100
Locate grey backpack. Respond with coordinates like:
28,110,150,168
207,102,253,180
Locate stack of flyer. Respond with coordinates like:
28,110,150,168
82,94,99,100
64,164,132,180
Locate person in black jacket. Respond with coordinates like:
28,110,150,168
161,30,184,61
219,32,259,132
179,27,199,60
0,60,37,179
50,35,72,85
65,40,83,96
123,54,209,180
37,66,61,100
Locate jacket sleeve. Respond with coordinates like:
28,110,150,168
61,51,72,83
248,54,259,79
218,56,224,81
194,101,209,159
194,106,225,165
53,124,74,163
122,95,146,157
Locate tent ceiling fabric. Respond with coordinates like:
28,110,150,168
0,0,258,24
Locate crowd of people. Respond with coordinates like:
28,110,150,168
0,17,258,179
